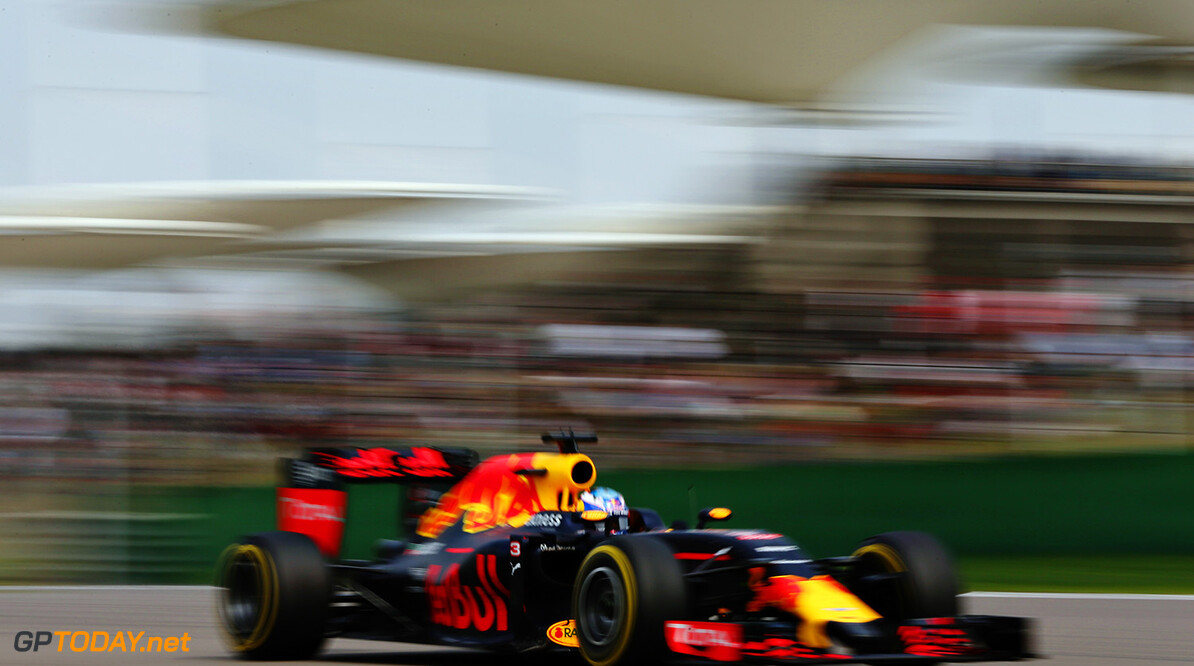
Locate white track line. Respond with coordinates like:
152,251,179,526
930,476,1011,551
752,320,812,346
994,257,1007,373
0,586,213,592
965,591,1194,601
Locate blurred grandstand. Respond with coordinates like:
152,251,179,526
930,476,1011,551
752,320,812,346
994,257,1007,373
6,151,1194,582
2,152,1193,488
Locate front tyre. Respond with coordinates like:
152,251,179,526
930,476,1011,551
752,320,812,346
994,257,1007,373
572,536,689,666
217,531,330,660
851,530,958,620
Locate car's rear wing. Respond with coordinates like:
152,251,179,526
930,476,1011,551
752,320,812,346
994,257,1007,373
276,446,479,557
283,446,479,487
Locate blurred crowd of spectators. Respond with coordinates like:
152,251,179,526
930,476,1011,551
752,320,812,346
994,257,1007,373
4,152,1194,485
822,152,1194,197
1,271,1191,486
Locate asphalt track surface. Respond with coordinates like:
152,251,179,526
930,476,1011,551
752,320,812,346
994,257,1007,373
2,587,1193,665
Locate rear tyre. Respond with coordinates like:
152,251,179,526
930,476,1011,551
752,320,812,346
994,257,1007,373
572,536,689,666
217,531,330,660
851,531,958,620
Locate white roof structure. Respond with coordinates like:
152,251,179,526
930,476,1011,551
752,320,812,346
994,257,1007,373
186,0,1194,104
12,0,1193,321
0,180,552,269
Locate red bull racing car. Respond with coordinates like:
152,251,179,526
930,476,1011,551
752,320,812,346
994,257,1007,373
217,432,1033,664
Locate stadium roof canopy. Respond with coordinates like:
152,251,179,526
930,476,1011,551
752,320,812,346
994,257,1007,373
0,180,550,269
183,0,1194,104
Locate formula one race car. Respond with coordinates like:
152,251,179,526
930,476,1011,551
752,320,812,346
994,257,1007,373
216,432,1033,664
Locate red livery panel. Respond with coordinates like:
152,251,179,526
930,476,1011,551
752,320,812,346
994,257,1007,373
665,622,744,662
898,620,982,658
740,637,851,661
275,487,346,556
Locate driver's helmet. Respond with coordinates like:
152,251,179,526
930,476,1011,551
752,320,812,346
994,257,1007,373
581,486,628,515
580,486,629,534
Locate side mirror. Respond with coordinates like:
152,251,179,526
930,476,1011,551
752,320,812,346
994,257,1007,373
697,506,732,529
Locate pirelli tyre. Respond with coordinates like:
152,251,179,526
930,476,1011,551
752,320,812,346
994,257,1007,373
217,531,331,660
851,531,958,621
572,536,690,666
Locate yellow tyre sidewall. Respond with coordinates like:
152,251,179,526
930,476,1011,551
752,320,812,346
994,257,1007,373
577,544,638,666
853,542,912,617
852,543,907,573
219,543,281,652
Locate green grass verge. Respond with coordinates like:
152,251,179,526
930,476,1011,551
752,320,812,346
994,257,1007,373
127,452,1194,591
960,555,1194,593
599,452,1194,557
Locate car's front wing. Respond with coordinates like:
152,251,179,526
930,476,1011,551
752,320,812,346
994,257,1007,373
665,615,1034,664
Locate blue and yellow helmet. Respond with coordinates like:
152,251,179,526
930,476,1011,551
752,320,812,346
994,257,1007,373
580,486,628,515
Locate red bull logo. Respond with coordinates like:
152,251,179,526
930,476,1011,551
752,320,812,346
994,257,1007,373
313,446,453,479
425,557,509,632
416,452,595,538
